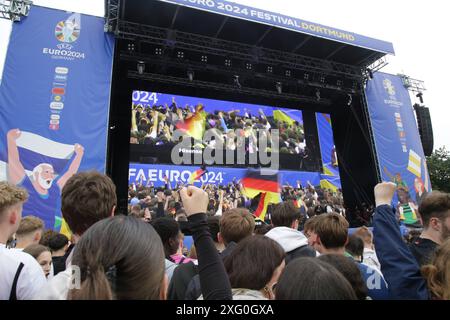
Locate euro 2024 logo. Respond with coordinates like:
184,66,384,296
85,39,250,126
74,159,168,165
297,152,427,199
383,78,397,99
55,14,80,51
43,13,85,60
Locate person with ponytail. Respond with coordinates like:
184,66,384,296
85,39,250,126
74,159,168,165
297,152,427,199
69,216,166,300
68,186,231,300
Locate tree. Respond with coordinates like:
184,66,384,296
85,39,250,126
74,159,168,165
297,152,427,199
426,147,450,193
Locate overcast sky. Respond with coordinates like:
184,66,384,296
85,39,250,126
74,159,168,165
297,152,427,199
1,0,449,149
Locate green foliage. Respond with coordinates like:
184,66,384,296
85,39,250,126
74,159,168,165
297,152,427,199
426,147,450,193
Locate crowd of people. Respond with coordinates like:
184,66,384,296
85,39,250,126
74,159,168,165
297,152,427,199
1,171,449,301
130,100,307,156
127,179,346,226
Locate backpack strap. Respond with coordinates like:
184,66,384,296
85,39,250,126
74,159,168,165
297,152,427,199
9,262,25,300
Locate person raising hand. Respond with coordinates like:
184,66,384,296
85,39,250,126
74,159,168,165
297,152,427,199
179,186,232,300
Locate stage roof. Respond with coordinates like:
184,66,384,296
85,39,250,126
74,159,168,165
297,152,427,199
120,0,394,67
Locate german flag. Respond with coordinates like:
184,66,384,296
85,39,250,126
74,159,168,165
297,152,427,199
241,169,280,196
293,199,304,208
241,169,281,221
253,192,282,221
188,166,207,184
176,104,207,141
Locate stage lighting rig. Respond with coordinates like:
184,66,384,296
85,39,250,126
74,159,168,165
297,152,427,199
177,51,184,59
347,94,353,106
137,61,145,75
187,70,195,82
416,92,424,104
276,82,282,94
233,75,242,89
0,0,32,22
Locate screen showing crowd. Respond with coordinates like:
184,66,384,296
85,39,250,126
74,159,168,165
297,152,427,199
130,91,306,156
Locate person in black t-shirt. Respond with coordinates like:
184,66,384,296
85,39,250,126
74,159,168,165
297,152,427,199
409,191,450,267
47,233,69,276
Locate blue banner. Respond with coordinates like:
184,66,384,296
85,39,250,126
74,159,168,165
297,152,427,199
157,0,394,54
316,113,339,177
132,91,303,123
366,72,431,224
129,163,322,187
0,6,114,230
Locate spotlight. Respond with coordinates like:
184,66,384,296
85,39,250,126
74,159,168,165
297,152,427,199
201,55,208,63
177,51,184,59
285,70,291,77
347,94,353,106
276,82,282,94
267,66,273,73
233,75,242,89
137,61,145,75
337,80,343,87
225,59,232,67
304,73,309,80
416,92,424,104
320,75,326,83
187,70,194,82
155,48,162,55
246,63,252,70
127,43,135,52
316,89,321,101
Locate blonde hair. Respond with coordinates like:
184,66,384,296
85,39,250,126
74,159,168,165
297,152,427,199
16,215,44,236
353,226,373,246
0,182,28,217
220,208,255,245
421,238,450,300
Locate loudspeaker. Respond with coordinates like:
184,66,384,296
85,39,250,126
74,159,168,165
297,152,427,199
413,104,434,156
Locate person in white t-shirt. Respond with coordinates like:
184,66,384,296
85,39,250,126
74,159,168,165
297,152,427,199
353,226,382,272
35,171,117,300
0,182,47,300
15,215,44,250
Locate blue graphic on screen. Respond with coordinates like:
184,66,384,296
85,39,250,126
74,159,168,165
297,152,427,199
0,6,115,230
129,163,335,188
316,113,339,177
365,72,431,225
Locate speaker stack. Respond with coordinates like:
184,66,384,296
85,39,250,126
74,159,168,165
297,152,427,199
413,104,434,156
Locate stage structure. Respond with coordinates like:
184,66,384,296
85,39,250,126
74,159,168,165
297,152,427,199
104,0,396,212
0,1,433,230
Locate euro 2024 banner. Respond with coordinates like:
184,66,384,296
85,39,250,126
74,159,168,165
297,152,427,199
366,72,431,226
0,6,114,231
